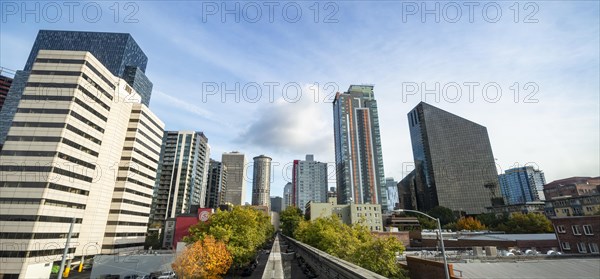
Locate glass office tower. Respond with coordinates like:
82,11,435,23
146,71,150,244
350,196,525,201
333,85,387,211
0,30,153,149
408,102,502,214
499,166,546,204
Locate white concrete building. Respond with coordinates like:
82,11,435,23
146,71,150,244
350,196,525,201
0,50,164,277
293,155,328,213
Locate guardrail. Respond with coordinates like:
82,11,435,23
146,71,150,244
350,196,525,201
280,234,387,279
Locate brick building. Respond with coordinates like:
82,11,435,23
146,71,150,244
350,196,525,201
543,177,600,200
551,215,600,254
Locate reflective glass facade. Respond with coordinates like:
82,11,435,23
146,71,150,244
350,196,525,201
408,102,502,214
499,166,546,204
333,85,387,210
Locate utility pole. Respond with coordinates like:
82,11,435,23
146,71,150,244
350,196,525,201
58,217,75,279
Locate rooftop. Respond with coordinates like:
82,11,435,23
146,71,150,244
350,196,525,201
453,258,600,279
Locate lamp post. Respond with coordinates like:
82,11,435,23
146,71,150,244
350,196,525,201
393,209,450,279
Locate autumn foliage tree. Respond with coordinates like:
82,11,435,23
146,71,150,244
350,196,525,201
279,206,304,237
498,213,554,233
172,235,232,279
455,217,487,231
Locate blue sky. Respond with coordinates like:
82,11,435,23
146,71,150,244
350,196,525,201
1,1,599,203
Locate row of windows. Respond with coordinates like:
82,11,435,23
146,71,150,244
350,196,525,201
0,164,94,184
128,119,163,140
77,84,111,111
137,110,163,133
31,70,81,76
66,124,102,145
118,166,156,181
0,232,80,239
70,110,105,133
117,176,154,191
109,209,150,217
57,152,97,170
62,137,99,157
0,198,85,210
104,232,146,237
0,181,89,196
21,94,73,102
83,61,116,90
126,138,160,157
53,166,93,183
35,58,84,64
101,242,145,250
16,108,70,114
82,73,113,100
0,215,82,223
562,242,599,253
121,156,157,173
114,187,152,199
74,97,108,122
128,126,162,148
111,198,150,208
0,248,76,258
106,220,147,227
123,147,159,164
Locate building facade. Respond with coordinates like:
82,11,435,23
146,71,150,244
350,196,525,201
0,30,153,150
386,177,399,211
499,166,546,204
333,85,387,210
398,170,419,210
305,198,383,231
544,194,600,218
0,50,164,277
551,216,600,254
251,155,272,208
0,67,14,113
221,151,247,205
270,196,283,213
543,177,600,200
283,182,293,211
407,102,502,214
205,159,227,209
292,154,328,213
150,131,210,229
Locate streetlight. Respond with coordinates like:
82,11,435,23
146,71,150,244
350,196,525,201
393,209,450,279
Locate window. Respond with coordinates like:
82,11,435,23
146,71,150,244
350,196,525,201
583,225,593,235
561,242,571,250
589,243,599,254
572,225,582,235
556,225,566,233
577,242,587,253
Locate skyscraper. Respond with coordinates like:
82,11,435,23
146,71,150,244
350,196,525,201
0,49,164,277
205,159,227,209
222,151,247,205
150,131,210,228
292,154,328,213
0,67,14,112
270,196,283,213
0,30,154,150
408,102,502,214
283,182,293,210
386,177,399,211
499,166,546,205
333,85,387,210
252,155,272,207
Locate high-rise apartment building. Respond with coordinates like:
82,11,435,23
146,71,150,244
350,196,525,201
283,182,293,210
0,30,154,150
386,177,399,211
333,85,387,210
407,102,502,214
270,196,283,213
0,49,164,277
150,131,210,228
252,155,272,208
292,154,328,213
221,151,247,205
499,166,546,205
205,159,227,209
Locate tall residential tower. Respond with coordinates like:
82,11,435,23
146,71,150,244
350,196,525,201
292,154,328,212
333,85,387,210
221,151,247,205
251,155,272,208
499,166,546,204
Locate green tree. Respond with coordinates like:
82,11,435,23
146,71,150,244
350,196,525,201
279,206,303,237
417,216,437,230
427,206,457,225
455,217,486,231
502,213,554,233
185,206,274,268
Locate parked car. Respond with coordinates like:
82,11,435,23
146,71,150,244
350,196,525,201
157,271,176,279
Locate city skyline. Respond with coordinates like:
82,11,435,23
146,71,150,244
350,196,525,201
1,2,598,203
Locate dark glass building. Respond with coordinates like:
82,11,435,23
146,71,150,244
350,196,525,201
333,85,387,210
408,102,502,214
0,68,14,111
0,30,153,148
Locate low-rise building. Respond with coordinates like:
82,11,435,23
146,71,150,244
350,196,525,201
305,198,383,231
543,177,600,200
551,215,600,254
487,201,546,216
544,194,600,217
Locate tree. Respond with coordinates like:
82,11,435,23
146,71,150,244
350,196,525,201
185,206,274,268
279,206,303,237
294,216,408,278
501,213,554,233
455,217,486,231
476,213,508,230
427,206,457,225
417,216,437,230
172,235,232,279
